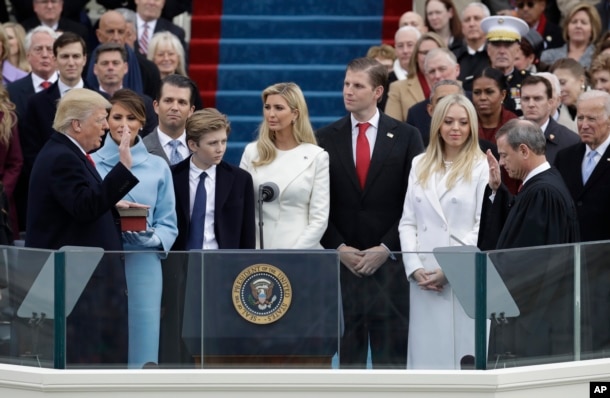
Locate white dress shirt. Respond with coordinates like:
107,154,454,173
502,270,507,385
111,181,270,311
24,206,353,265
189,159,218,250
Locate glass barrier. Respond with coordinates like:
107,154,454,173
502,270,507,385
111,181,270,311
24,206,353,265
0,243,608,370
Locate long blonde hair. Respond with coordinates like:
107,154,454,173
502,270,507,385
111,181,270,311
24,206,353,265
252,82,316,167
416,94,484,189
0,85,16,147
2,22,30,72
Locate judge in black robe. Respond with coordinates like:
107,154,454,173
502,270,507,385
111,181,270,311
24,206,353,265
477,119,582,366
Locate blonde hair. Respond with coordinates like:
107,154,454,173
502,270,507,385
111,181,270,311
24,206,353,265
416,94,484,189
0,85,16,146
53,89,111,134
252,82,316,167
0,25,9,63
147,31,186,77
562,3,601,44
2,22,29,72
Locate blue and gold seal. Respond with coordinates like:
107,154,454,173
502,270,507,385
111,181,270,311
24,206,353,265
232,264,292,324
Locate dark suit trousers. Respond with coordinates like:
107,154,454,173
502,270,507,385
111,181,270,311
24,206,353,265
339,260,409,369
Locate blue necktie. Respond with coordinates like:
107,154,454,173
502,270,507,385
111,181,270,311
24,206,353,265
582,150,597,184
168,140,183,165
186,172,207,250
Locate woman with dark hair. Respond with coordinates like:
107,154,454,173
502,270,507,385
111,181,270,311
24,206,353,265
471,67,520,194
541,3,602,69
424,0,462,51
91,88,178,368
549,57,588,121
515,29,546,73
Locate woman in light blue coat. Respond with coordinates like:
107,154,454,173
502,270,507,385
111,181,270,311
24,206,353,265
92,89,178,368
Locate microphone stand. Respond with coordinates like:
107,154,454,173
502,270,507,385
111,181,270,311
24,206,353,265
257,185,266,249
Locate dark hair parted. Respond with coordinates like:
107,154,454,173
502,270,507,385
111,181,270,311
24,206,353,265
521,74,553,99
346,57,388,92
53,31,86,57
109,88,146,126
94,42,127,63
156,73,198,106
472,67,507,91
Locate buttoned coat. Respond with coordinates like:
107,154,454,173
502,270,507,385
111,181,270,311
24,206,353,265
240,142,329,249
399,154,488,369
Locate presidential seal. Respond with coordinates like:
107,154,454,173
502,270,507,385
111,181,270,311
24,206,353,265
232,264,292,324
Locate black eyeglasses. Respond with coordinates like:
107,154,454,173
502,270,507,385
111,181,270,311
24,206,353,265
516,1,536,8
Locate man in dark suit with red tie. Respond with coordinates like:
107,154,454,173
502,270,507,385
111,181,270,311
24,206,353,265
25,88,140,365
316,57,424,369
159,108,255,364
555,89,610,354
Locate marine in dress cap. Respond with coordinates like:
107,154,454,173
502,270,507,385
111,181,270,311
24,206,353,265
481,16,529,42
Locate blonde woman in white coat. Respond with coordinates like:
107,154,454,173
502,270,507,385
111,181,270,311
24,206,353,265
398,94,488,369
240,82,329,249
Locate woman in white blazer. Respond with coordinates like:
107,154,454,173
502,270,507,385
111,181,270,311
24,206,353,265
240,82,329,249
398,94,488,369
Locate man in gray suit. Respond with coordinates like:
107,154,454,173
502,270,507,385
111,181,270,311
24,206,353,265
143,74,196,165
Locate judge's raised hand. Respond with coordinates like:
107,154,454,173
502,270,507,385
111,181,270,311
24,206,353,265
118,125,133,169
338,245,364,278
486,149,501,192
354,246,389,276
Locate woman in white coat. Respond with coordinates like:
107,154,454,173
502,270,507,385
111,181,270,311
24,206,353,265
240,82,329,249
399,94,488,369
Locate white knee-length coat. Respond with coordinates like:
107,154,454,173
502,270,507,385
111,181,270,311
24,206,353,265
399,154,488,369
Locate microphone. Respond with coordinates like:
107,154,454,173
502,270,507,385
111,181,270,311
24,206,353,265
259,182,279,202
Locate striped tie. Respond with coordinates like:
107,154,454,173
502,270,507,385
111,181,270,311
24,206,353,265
139,23,149,55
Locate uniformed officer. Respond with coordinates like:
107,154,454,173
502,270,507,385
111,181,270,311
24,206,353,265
481,15,530,116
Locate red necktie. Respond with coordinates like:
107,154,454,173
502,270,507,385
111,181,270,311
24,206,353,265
355,122,371,189
41,81,51,89
86,154,95,167
517,183,523,193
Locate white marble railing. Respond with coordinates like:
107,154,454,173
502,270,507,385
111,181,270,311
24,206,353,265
1,358,610,398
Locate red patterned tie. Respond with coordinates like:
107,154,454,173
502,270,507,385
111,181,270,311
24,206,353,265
355,122,371,189
41,81,51,89
86,154,95,167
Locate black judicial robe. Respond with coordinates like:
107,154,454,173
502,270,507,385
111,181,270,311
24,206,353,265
478,168,584,364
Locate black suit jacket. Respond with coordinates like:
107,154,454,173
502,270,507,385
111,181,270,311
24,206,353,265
25,132,138,364
555,142,610,350
555,143,610,242
171,157,255,250
20,81,94,172
317,113,423,316
21,16,90,39
544,117,580,165
6,73,35,125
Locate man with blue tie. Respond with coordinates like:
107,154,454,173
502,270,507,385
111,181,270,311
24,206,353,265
142,74,195,165
159,108,255,364
555,89,610,354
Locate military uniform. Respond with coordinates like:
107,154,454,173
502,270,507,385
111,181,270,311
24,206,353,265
505,68,530,117
453,43,491,92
